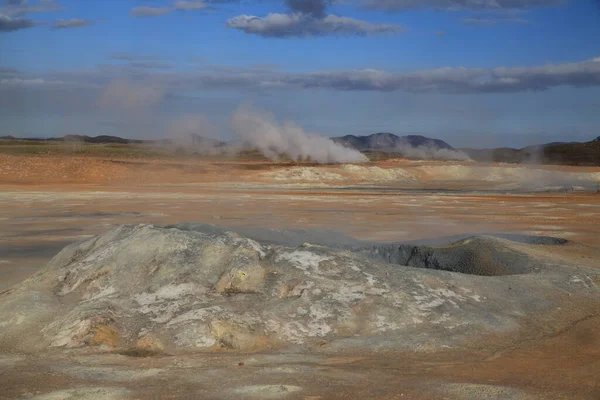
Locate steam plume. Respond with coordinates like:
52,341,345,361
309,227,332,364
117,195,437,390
164,114,227,155
391,146,471,161
231,105,368,164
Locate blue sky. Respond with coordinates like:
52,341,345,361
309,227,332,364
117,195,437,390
1,0,599,147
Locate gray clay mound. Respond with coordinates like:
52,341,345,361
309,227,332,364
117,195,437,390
0,224,597,355
361,236,546,276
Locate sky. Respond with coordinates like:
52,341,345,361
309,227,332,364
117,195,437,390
1,0,599,148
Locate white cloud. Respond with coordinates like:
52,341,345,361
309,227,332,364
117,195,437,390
227,13,404,37
53,18,93,30
130,6,172,17
174,0,207,11
1,0,61,17
0,13,37,32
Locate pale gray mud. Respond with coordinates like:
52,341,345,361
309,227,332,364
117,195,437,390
1,224,599,399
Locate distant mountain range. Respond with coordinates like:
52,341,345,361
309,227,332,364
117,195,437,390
331,133,454,152
2,133,598,165
330,132,599,165
461,137,600,166
330,132,468,161
0,134,152,144
0,134,226,147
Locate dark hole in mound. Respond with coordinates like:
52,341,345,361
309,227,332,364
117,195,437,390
486,233,568,246
117,349,163,358
361,236,550,277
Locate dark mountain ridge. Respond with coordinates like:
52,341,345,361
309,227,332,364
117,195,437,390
2,133,598,165
461,137,600,166
0,134,225,147
331,132,454,151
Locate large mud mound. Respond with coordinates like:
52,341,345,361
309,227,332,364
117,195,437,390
0,224,596,355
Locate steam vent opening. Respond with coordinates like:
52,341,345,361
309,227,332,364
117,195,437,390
362,235,568,276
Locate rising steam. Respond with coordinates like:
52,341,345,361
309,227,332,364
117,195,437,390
231,105,368,164
391,146,471,161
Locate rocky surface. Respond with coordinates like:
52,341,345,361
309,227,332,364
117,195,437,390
1,224,598,356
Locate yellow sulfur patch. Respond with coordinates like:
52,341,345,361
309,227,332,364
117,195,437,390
90,325,119,347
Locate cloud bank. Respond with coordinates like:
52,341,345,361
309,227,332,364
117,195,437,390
1,0,61,17
1,57,599,95
362,0,564,12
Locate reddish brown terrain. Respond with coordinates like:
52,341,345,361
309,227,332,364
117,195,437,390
1,152,599,399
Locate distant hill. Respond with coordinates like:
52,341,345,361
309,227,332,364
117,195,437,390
0,134,224,147
330,133,469,161
462,137,600,166
60,134,144,144
0,134,147,144
331,133,454,152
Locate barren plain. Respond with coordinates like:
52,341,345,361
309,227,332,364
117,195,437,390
1,152,599,400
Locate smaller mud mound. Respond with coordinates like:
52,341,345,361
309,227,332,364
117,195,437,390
362,236,545,276
488,233,568,246
402,233,568,246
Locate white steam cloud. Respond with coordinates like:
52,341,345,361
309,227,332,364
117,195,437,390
164,114,228,155
389,146,471,161
231,105,368,164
